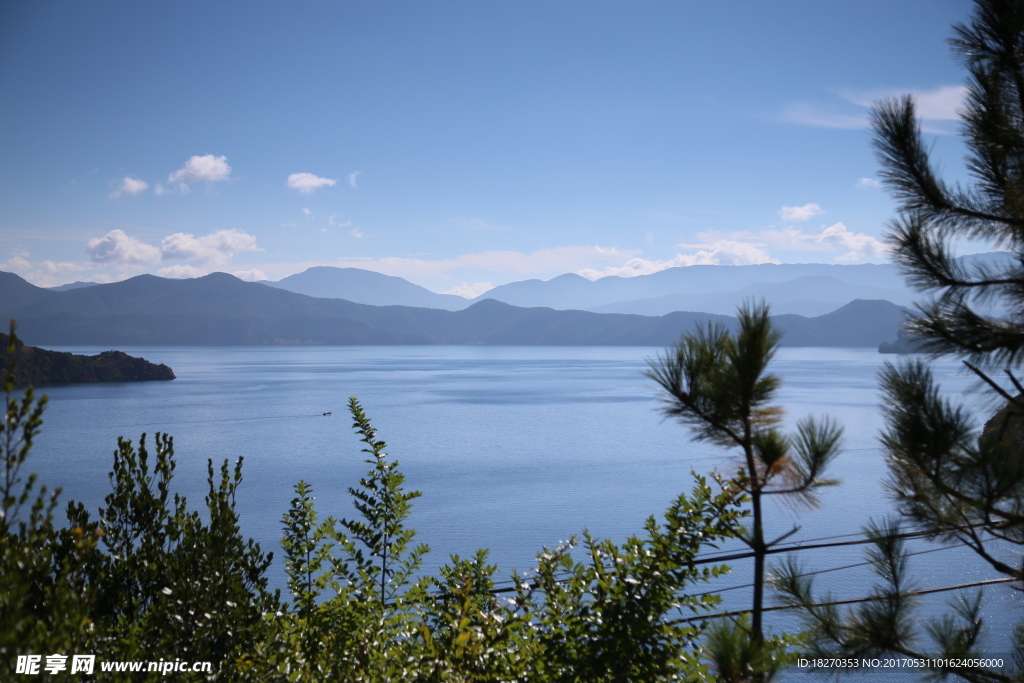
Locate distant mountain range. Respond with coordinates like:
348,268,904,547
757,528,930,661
589,274,911,317
7,270,908,347
48,281,102,292
477,262,912,312
46,253,1012,318
261,261,917,314
265,266,470,310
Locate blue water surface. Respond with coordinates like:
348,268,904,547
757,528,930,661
25,345,1021,667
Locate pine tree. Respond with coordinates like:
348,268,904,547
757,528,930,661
775,2,1024,680
646,302,842,681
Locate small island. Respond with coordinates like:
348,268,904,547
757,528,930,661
1,333,175,385
878,324,926,354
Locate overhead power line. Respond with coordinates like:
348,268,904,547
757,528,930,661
686,539,990,601
668,576,1018,625
480,523,999,596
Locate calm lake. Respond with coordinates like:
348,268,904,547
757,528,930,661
26,345,1021,659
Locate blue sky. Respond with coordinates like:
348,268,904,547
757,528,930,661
0,0,974,294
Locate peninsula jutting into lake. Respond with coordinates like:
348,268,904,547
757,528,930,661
1,330,174,385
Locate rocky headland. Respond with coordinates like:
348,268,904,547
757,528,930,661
1,333,175,385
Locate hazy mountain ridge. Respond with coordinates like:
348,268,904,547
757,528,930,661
2,270,908,347
478,262,912,310
589,275,913,317
47,281,100,292
32,253,1012,319
256,261,919,316
266,266,471,310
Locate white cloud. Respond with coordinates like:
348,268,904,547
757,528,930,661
704,222,889,263
348,171,361,188
1,255,31,274
154,183,169,195
111,176,149,198
87,228,259,272
857,177,881,188
913,86,967,119
13,227,263,286
287,172,337,194
747,227,831,251
578,241,776,280
350,228,366,238
442,281,494,298
578,256,687,280
328,214,351,227
157,264,207,279
843,85,967,120
282,222,298,227
443,245,636,275
302,208,312,218
779,203,824,222
231,268,268,281
780,103,867,129
33,260,92,279
2,251,94,288
167,154,231,187
450,217,510,231
160,228,260,267
86,229,162,265
680,240,777,266
816,221,889,262
785,85,967,133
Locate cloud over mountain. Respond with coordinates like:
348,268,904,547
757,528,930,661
86,229,162,265
159,229,260,267
84,228,260,276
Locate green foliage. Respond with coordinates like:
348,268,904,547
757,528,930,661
256,398,433,680
281,480,328,620
0,322,98,681
415,549,528,682
703,615,796,683
511,476,744,683
3,319,279,681
74,433,279,680
773,519,920,662
880,361,1024,575
338,396,430,609
775,364,1024,681
646,301,843,674
248,398,746,682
